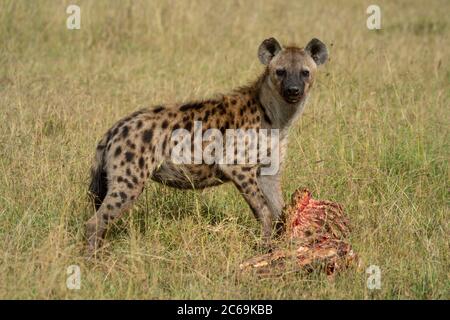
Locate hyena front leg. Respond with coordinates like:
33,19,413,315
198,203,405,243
219,165,273,248
86,177,144,256
257,173,286,235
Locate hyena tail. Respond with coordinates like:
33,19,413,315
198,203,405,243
89,136,109,211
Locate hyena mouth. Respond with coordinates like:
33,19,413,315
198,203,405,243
282,88,304,104
283,94,302,104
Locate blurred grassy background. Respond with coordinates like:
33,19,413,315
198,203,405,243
0,0,448,299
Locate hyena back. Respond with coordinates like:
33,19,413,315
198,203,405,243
86,37,328,254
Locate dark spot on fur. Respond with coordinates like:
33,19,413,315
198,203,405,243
114,146,122,157
184,122,192,131
138,157,145,169
106,204,113,210
237,174,245,180
115,202,122,208
121,126,129,138
162,120,169,129
126,140,136,149
111,192,118,198
180,103,203,112
125,152,135,162
203,110,210,122
134,109,147,116
142,129,153,143
217,103,226,115
119,192,127,201
136,120,143,129
153,106,165,113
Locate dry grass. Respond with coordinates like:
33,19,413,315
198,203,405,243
0,0,448,299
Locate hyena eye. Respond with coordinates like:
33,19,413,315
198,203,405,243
276,68,286,77
301,69,310,77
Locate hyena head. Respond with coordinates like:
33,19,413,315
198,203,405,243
258,37,328,104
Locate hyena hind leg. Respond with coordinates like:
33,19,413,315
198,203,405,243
85,180,144,256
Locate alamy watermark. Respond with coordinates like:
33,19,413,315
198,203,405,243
366,265,381,290
168,122,280,175
66,265,81,290
366,5,381,30
66,5,81,30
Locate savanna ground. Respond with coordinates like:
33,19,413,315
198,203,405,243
0,0,449,299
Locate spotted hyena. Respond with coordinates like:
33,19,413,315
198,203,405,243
86,37,328,254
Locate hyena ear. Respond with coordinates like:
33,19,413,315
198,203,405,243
305,38,328,66
258,37,282,65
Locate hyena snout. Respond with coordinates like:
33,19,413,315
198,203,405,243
285,86,301,96
283,84,304,103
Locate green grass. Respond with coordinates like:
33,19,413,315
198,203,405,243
0,0,448,299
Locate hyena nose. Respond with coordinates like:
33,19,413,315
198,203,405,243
286,87,300,96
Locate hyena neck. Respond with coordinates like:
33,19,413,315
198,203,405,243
257,74,307,133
